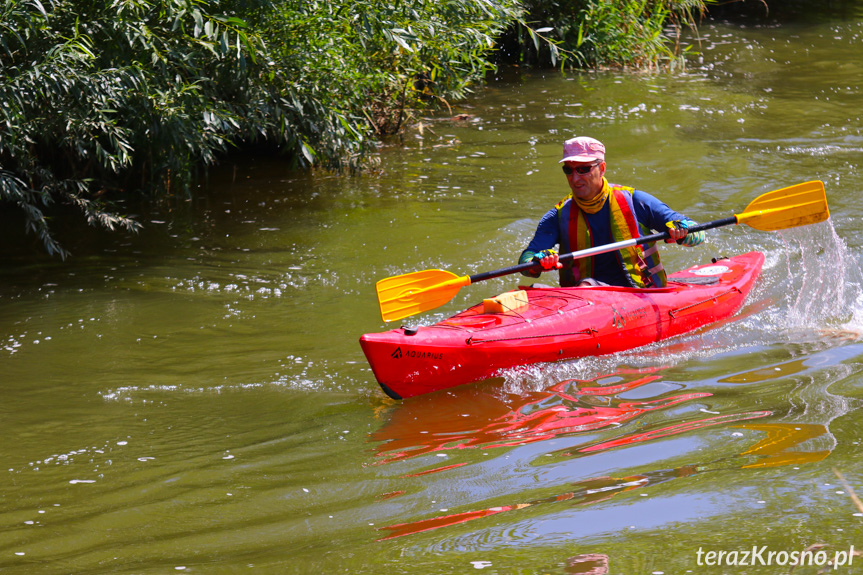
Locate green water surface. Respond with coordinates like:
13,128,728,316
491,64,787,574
3,8,863,574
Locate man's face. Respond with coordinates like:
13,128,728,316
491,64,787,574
564,160,606,200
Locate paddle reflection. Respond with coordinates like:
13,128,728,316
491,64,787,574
737,423,830,468
370,368,707,465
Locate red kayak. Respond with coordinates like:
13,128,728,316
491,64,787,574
360,252,764,399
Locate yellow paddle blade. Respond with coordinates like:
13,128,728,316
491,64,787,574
376,269,472,322
737,180,829,231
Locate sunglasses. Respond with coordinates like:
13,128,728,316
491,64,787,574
562,161,601,176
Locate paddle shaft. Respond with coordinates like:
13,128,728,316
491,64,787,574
468,216,738,284
375,181,827,322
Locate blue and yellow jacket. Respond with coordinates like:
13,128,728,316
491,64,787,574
519,184,688,288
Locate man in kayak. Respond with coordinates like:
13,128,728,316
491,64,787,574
519,136,705,288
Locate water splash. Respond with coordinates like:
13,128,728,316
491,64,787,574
777,221,863,336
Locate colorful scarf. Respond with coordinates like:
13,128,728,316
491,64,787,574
574,178,610,214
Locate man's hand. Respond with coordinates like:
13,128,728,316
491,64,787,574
665,220,705,247
532,248,562,270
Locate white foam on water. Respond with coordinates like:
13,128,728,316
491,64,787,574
777,221,863,337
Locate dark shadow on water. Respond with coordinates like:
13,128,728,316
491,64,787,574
706,0,863,23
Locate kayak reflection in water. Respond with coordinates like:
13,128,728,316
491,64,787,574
520,136,706,288
376,417,831,541
370,368,708,464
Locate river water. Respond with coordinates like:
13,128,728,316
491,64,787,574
3,8,863,575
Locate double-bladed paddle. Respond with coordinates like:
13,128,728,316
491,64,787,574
375,180,829,322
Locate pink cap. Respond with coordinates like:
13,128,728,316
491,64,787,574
559,136,605,163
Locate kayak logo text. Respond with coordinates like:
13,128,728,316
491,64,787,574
391,346,444,361
611,305,646,329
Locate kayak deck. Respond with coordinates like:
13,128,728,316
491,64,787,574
360,252,765,399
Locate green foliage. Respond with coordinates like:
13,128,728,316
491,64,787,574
513,0,708,69
259,0,523,140
0,0,525,256
0,0,707,257
0,0,272,257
